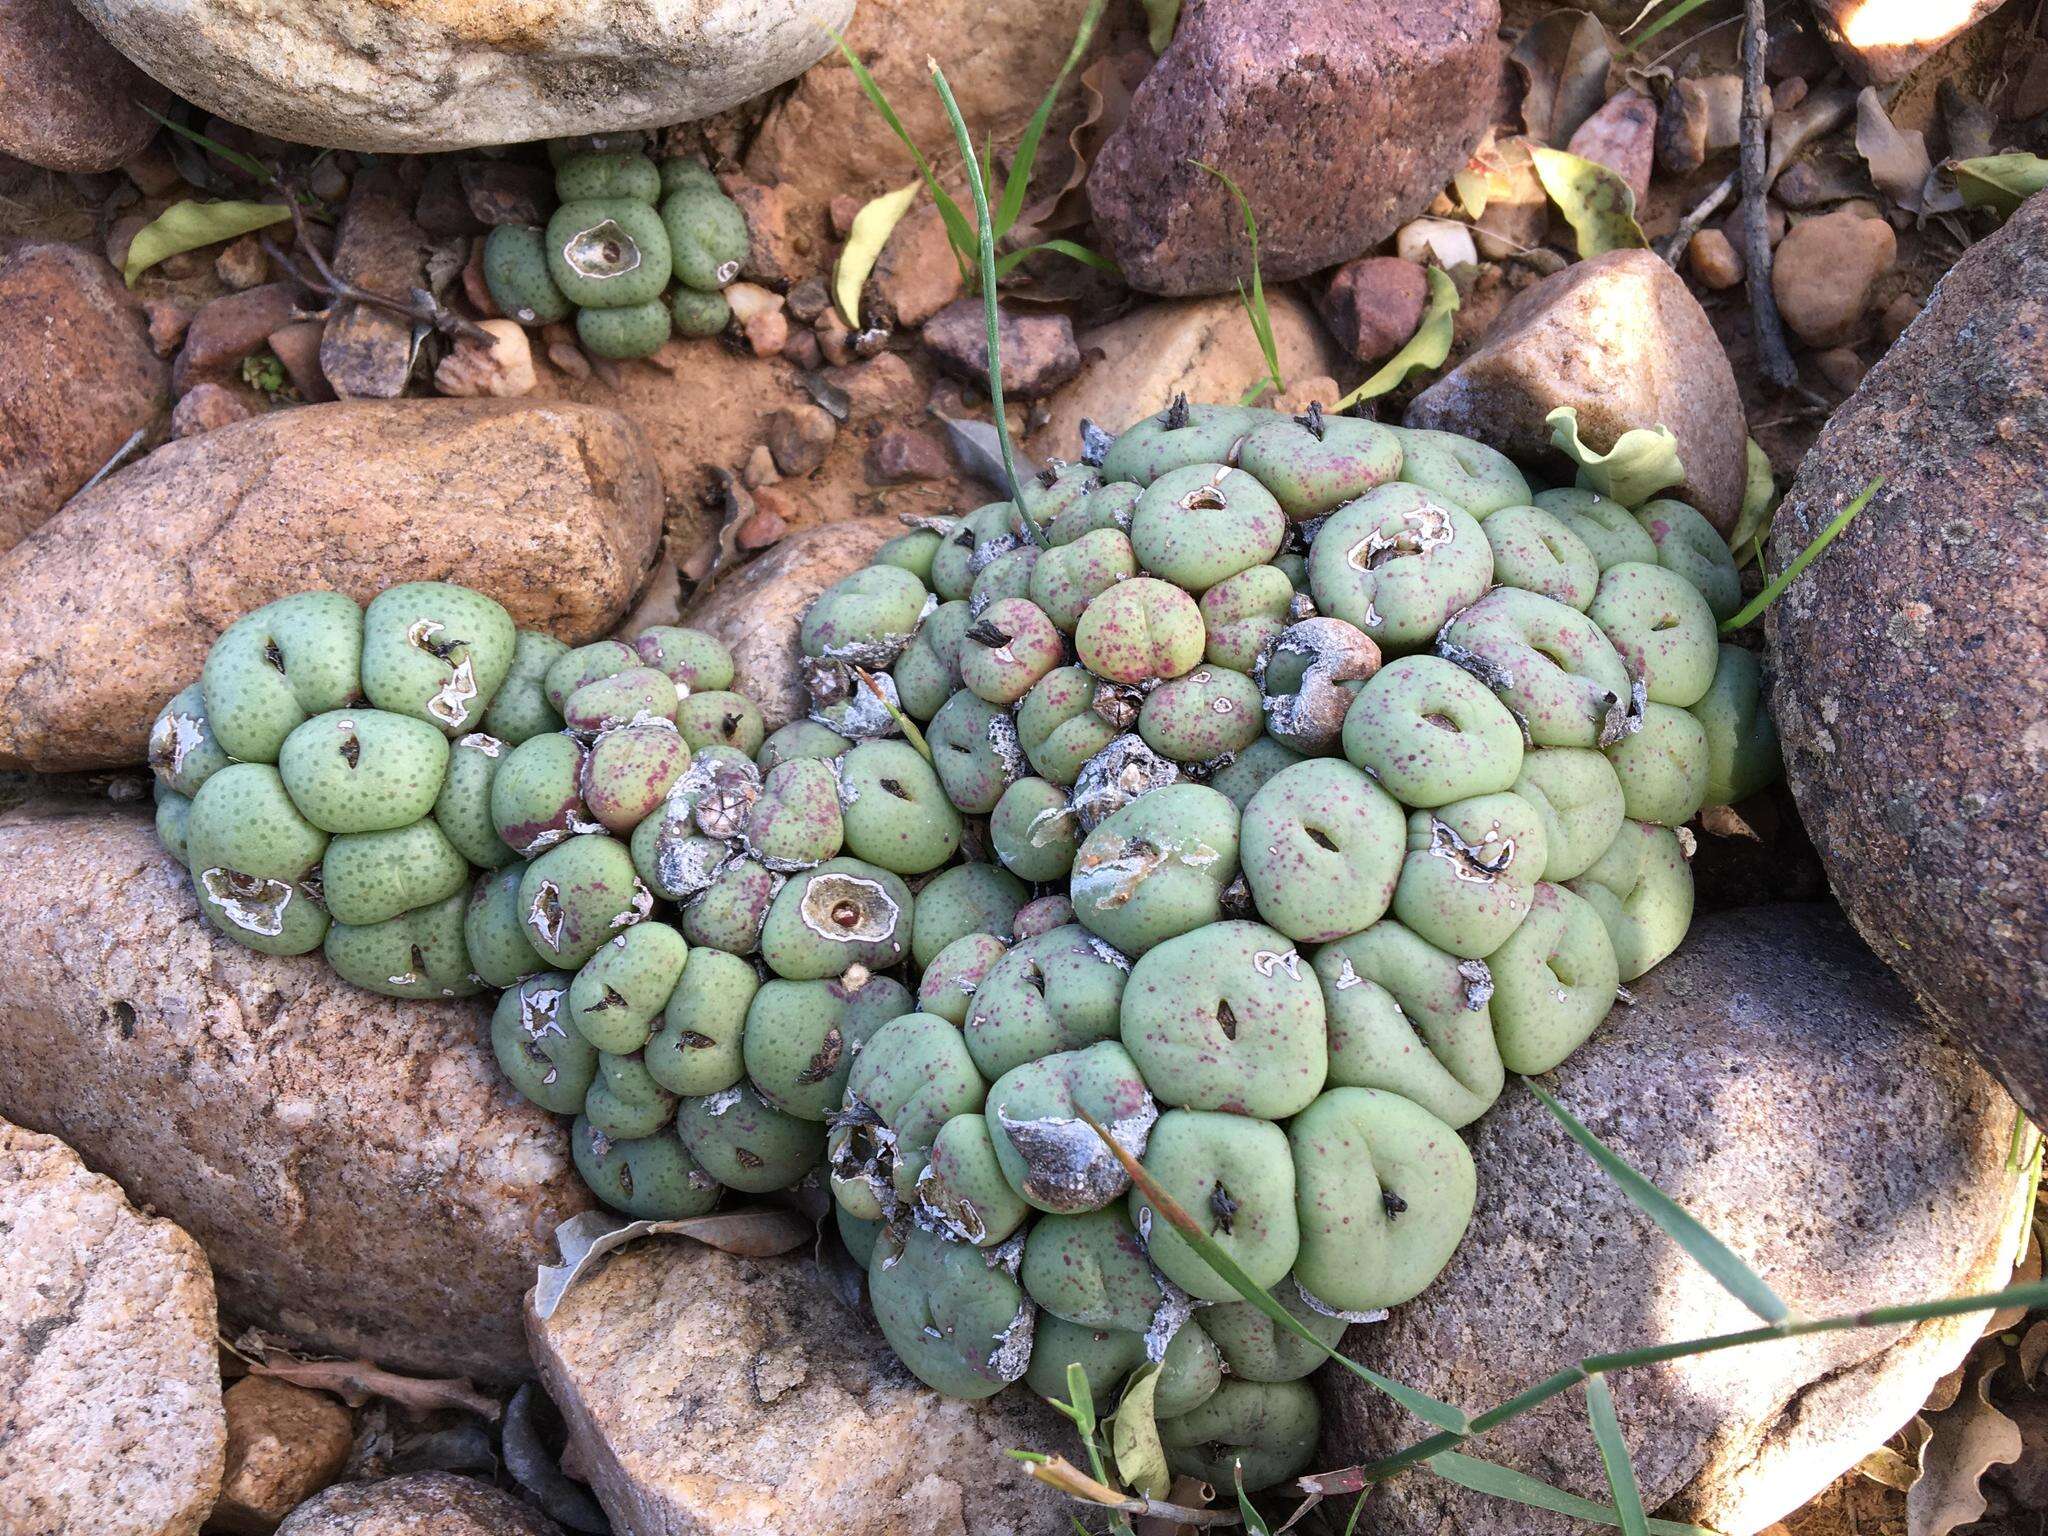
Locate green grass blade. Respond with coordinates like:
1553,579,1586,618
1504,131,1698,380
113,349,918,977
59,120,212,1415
142,106,275,185
995,0,1108,238
1426,1452,1715,1535
1584,1376,1650,1536
992,238,1122,279
931,61,1024,508
831,30,976,271
1524,1077,1790,1324
1192,161,1284,399
1075,1108,1469,1431
1626,0,1715,50
1234,1464,1275,1536
1719,477,1881,635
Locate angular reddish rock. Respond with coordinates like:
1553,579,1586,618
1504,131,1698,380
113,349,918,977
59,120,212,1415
0,0,168,171
170,381,261,438
0,399,662,772
923,298,1081,399
1086,0,1501,295
1405,248,1748,532
527,1239,1069,1536
679,517,900,729
0,806,596,1381
1323,906,2026,1536
1,1116,225,1536
867,427,950,483
1767,190,2048,1123
863,200,964,329
321,168,428,399
274,1473,562,1536
174,283,306,394
1318,255,1429,365
1770,208,1895,348
1565,88,1656,204
0,243,167,554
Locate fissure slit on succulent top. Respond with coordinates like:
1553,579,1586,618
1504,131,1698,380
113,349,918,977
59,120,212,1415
1349,503,1456,573
523,989,567,1038
678,1030,716,1049
199,867,293,936
1382,1188,1409,1218
610,880,653,930
1304,825,1339,853
1427,816,1516,883
1294,400,1327,441
1178,481,1230,514
262,638,287,674
795,1027,845,1085
965,620,1011,649
1459,958,1495,1010
798,873,899,944
528,880,565,951
563,219,643,280
1215,998,1238,1041
734,1147,765,1170
337,728,361,769
1332,955,1366,992
1209,1181,1239,1234
1163,392,1190,431
148,710,205,777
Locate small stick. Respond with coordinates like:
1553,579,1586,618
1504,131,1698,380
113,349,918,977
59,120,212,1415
1659,170,1737,266
1739,0,1798,387
264,179,492,346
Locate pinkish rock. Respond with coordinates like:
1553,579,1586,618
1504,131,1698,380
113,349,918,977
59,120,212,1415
1405,248,1748,532
1810,0,2005,85
1086,0,1501,295
320,168,427,400
170,381,260,438
174,283,305,394
266,319,335,402
1770,209,1896,348
0,0,169,171
1565,88,1656,204
863,201,964,329
922,298,1081,399
1318,255,1429,365
867,427,950,483
0,242,168,555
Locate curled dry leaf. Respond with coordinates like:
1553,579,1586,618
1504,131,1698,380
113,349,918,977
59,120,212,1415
532,1206,814,1319
1112,1364,1172,1502
1546,406,1684,508
1333,266,1460,409
1011,49,1152,243
834,180,921,329
1909,1359,2024,1536
1510,9,1614,149
2019,1319,2048,1384
1854,88,1933,217
1985,1228,2043,1335
249,1356,501,1419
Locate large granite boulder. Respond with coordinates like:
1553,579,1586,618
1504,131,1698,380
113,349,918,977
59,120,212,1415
1767,189,2048,1122
1404,248,1750,533
1321,906,2025,1536
1,1117,225,1536
527,1238,1071,1535
0,805,595,1383
1086,0,1500,295
68,0,850,152
0,0,167,170
0,398,662,773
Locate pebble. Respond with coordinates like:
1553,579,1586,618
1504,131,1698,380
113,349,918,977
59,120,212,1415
1771,208,1897,347
765,403,838,477
211,1376,354,1536
1688,228,1744,289
1395,217,1477,268
1319,254,1428,364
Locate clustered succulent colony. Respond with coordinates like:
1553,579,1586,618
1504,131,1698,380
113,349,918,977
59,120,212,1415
147,398,1778,1493
482,133,750,359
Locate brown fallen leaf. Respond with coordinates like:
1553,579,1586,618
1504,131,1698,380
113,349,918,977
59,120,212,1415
2019,1318,2048,1384
250,1356,502,1419
531,1206,815,1319
1907,1359,2023,1536
1011,48,1151,241
1510,9,1613,149
1855,87,1933,217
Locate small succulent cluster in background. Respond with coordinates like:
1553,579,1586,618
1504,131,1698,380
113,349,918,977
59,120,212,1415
483,132,750,360
145,387,1779,1495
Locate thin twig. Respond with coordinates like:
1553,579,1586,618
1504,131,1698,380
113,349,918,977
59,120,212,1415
1740,0,1798,386
264,179,491,346
75,424,150,499
1659,170,1738,265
